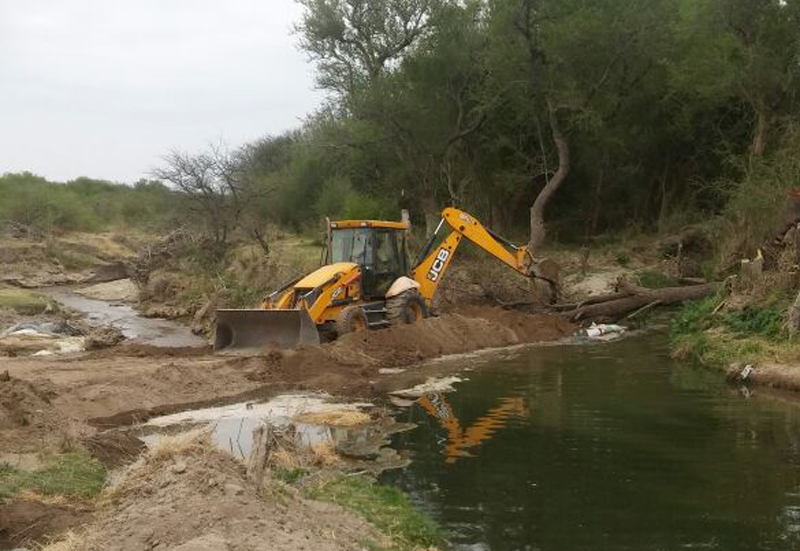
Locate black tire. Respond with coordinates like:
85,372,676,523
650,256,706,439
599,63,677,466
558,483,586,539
336,305,369,336
386,290,428,326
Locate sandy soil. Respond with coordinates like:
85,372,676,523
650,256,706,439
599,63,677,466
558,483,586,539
74,279,138,302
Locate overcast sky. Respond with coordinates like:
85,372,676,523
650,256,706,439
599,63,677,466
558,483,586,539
0,0,324,183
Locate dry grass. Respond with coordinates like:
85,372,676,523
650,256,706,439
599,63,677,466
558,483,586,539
18,489,70,506
294,410,371,427
149,428,210,460
266,426,343,471
39,529,94,551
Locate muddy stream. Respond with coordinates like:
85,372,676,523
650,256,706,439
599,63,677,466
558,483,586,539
383,330,800,551
43,286,204,347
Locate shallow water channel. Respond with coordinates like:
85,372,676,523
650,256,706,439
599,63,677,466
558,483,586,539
383,330,800,551
42,287,204,347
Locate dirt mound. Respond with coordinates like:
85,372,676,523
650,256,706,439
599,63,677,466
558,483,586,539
0,498,92,549
454,306,575,341
62,434,384,551
0,375,73,452
86,343,212,359
241,309,574,396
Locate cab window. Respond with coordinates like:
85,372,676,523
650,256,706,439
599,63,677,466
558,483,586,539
330,229,373,265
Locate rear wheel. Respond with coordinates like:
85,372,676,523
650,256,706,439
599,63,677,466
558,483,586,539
386,290,428,326
336,305,369,336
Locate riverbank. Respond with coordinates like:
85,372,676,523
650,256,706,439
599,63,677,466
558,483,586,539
15,431,442,551
670,284,800,392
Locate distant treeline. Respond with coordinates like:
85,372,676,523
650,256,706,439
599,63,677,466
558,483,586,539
7,0,800,253
0,172,183,233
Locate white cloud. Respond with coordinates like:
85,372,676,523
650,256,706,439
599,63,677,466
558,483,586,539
0,0,323,182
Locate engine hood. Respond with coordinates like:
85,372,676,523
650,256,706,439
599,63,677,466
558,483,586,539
294,262,358,289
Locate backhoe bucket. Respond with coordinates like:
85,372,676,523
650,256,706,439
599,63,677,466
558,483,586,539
214,309,320,352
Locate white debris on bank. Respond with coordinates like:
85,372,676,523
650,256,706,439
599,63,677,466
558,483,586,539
389,376,464,399
31,337,85,356
0,322,86,356
145,394,372,428
577,323,627,341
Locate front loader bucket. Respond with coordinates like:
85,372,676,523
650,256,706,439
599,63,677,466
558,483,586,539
214,309,320,352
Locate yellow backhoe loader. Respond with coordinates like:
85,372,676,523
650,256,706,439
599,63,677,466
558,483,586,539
214,207,536,351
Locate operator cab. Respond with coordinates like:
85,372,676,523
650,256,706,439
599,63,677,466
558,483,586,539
327,220,409,298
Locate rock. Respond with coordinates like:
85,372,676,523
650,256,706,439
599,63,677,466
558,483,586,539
0,370,10,382
84,326,125,351
171,461,187,474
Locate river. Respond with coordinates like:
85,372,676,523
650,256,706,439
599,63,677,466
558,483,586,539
384,330,800,551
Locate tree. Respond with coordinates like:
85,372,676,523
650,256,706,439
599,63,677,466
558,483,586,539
152,143,269,246
296,0,438,96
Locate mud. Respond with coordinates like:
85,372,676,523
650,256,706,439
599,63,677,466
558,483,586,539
0,498,92,549
0,375,79,453
84,431,148,468
0,308,573,455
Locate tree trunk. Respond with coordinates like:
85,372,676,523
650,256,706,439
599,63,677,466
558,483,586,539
421,192,440,236
529,103,570,252
751,100,768,157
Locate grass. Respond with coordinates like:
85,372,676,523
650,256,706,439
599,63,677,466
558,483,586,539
671,290,800,368
46,245,98,270
0,450,106,501
637,269,678,289
308,475,444,551
0,288,50,314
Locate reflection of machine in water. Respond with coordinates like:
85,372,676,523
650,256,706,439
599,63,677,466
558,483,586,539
417,393,527,464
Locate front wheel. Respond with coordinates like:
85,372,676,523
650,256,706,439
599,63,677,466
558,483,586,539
336,305,369,336
386,290,428,326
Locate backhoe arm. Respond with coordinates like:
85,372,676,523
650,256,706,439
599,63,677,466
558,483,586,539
411,207,533,303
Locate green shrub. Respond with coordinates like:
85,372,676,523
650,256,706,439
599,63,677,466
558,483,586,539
309,476,443,551
0,289,50,314
723,304,788,339
671,293,726,337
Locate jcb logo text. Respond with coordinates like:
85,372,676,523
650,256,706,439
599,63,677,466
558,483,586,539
427,248,450,282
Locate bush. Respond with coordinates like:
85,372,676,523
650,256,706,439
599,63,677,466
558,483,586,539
0,172,182,234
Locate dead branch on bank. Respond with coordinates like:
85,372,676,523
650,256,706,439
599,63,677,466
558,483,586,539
557,279,721,322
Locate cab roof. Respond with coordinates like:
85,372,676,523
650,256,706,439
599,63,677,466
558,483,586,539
330,220,410,230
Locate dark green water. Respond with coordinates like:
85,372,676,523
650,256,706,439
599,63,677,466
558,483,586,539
383,331,800,551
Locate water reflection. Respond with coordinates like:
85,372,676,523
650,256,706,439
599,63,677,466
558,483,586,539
386,331,800,551
417,393,527,464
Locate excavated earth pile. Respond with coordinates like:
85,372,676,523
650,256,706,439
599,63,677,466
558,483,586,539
71,434,386,551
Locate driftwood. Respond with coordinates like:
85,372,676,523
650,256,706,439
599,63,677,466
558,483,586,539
560,279,721,321
246,424,273,490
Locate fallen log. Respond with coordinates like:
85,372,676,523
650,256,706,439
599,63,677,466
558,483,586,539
550,291,631,311
568,281,720,321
